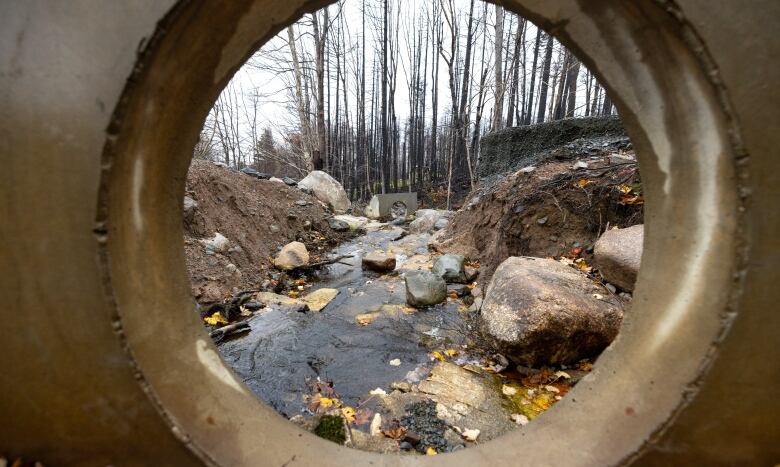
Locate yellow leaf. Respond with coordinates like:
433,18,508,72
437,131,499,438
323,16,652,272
426,447,438,456
204,312,228,326
618,184,633,194
576,178,590,188
431,351,445,362
445,349,460,357
341,406,356,423
318,397,336,408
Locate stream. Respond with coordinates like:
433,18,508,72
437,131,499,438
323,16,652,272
217,226,472,417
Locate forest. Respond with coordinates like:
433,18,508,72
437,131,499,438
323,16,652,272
194,0,615,202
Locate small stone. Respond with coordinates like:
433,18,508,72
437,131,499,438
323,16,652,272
511,414,529,426
273,241,309,270
370,413,383,436
327,218,350,232
301,288,339,312
225,263,238,274
573,160,589,169
464,266,479,283
362,252,397,273
537,216,548,225
390,381,413,392
605,283,617,294
283,176,298,186
405,271,447,307
389,358,402,366
447,284,470,297
295,200,308,206
270,224,280,233
399,442,414,451
432,254,466,283
243,301,264,311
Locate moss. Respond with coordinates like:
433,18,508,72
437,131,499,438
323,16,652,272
313,415,346,444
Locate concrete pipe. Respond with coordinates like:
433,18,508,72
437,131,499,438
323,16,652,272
1,1,777,465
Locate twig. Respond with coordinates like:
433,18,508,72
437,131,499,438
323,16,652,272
210,321,250,344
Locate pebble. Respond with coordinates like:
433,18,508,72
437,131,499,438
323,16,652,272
389,358,401,366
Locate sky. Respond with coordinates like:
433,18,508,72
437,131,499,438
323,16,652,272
208,0,594,145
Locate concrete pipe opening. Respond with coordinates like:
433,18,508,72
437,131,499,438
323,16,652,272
2,0,778,465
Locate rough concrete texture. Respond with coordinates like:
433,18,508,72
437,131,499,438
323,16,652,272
1,0,778,465
477,115,625,179
481,257,622,365
365,192,418,219
594,224,644,291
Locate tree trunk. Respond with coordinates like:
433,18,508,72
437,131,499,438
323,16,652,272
536,33,554,123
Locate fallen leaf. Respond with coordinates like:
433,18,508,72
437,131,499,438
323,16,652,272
544,385,560,393
554,371,571,380
382,426,407,440
340,406,356,423
204,312,228,326
444,349,460,357
354,408,373,426
576,178,590,188
426,447,438,456
431,351,445,362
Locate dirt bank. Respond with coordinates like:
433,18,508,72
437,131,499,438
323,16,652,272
432,151,643,286
184,160,352,304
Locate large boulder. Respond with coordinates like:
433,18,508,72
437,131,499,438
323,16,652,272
432,254,466,283
594,224,643,291
408,209,439,234
480,257,622,366
273,241,310,270
405,271,447,307
297,171,351,214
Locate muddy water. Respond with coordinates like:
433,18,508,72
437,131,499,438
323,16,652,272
218,227,470,417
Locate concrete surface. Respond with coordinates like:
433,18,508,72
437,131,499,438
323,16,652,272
365,192,418,219
0,0,777,465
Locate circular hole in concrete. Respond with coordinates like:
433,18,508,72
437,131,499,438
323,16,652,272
98,0,741,464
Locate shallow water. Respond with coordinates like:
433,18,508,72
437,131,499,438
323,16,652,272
218,228,469,417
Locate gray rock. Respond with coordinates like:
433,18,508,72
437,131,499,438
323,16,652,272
464,266,479,283
409,209,439,234
269,224,280,233
480,256,623,366
327,217,350,232
183,195,198,221
417,362,518,442
297,170,351,214
295,199,308,206
432,254,466,283
362,252,397,273
273,241,309,270
282,176,298,186
434,218,449,231
593,224,643,291
240,167,267,179
447,284,470,297
405,271,447,307
243,301,264,311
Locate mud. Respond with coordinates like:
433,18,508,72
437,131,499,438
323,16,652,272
184,160,353,303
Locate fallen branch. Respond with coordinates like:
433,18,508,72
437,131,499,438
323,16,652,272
210,321,250,344
298,254,354,270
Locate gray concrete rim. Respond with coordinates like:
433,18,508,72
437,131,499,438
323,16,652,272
3,0,778,465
